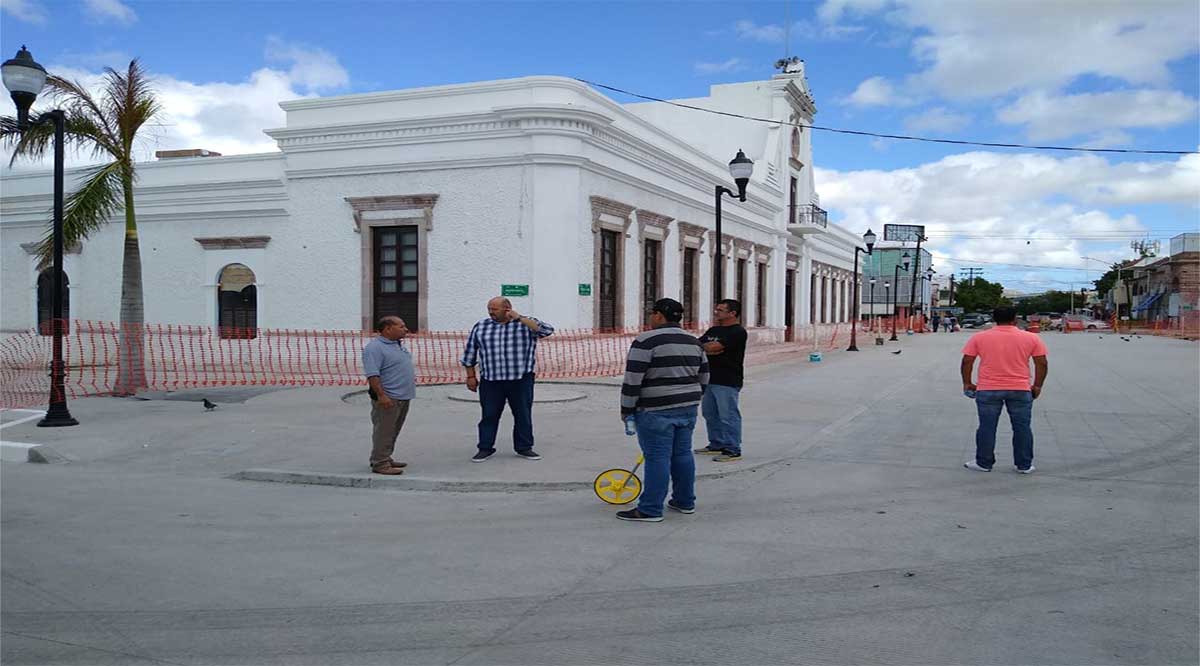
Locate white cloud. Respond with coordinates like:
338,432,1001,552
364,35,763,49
814,150,1200,286
822,0,1200,99
732,18,865,43
264,36,349,92
734,20,786,43
903,107,970,133
83,0,135,24
694,58,746,75
843,76,912,107
2,40,351,170
0,0,46,23
997,89,1199,141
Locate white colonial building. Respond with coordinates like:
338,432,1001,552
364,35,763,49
1,66,863,337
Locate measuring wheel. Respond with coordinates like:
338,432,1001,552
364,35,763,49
593,468,642,505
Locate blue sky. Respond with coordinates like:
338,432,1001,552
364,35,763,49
2,0,1198,294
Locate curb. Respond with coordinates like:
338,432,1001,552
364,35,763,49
0,441,68,464
230,458,782,493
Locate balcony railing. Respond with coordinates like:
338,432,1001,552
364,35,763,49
789,203,828,231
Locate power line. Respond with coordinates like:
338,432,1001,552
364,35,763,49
576,78,1198,156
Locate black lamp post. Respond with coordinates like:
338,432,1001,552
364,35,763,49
868,278,877,335
847,228,876,351
906,232,926,333
891,251,910,342
714,149,753,302
883,280,891,343
4,46,78,427
923,267,934,328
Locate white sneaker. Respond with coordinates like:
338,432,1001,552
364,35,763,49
963,461,992,472
1015,465,1036,474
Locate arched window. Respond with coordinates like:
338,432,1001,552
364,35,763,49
36,269,69,336
217,263,257,339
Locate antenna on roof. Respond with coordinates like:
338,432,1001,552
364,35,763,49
784,0,790,61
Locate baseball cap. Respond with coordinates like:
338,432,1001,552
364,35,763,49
651,298,684,320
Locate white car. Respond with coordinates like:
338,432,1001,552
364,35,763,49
1066,316,1111,331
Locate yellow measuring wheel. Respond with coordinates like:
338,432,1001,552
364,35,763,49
593,454,644,505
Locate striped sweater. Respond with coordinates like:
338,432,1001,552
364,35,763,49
621,326,710,416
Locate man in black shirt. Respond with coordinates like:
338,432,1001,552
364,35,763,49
697,299,748,462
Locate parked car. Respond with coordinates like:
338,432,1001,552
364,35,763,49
1034,312,1064,330
1066,315,1112,330
960,315,987,328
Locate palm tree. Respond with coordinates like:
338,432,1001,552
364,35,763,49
1,60,161,394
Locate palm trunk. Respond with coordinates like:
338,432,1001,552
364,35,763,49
115,173,145,395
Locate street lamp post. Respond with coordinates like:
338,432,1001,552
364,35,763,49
714,150,754,302
883,281,891,343
3,46,78,427
868,278,877,337
847,228,876,351
907,233,926,333
922,266,934,329
891,251,910,342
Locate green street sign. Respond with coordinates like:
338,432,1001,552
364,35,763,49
578,283,592,296
501,284,529,297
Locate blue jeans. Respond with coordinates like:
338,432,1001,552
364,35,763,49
701,384,742,455
974,390,1034,470
477,373,535,452
634,406,698,517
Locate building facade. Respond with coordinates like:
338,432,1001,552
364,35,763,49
861,244,934,319
1,70,862,337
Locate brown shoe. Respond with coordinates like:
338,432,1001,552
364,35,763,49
372,466,404,475
389,461,408,468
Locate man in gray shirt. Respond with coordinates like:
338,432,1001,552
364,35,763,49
362,316,416,474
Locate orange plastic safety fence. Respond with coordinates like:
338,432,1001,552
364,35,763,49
2,320,859,409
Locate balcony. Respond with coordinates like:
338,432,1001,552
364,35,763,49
788,203,828,235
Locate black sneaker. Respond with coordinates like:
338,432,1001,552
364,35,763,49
694,447,723,455
471,449,495,463
667,500,695,514
616,509,663,522
712,449,742,462
515,449,542,461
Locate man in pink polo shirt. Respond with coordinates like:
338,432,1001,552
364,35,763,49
960,306,1049,474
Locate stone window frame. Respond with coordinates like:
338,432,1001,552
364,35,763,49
707,230,736,310
754,243,773,328
347,194,438,333
590,196,635,330
636,209,673,324
733,238,754,322
677,222,707,325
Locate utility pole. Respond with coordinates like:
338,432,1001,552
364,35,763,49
948,274,955,306
960,267,983,286
907,235,925,332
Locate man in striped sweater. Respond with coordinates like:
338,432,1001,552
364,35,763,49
617,298,710,522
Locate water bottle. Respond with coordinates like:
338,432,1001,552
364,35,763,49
624,416,636,436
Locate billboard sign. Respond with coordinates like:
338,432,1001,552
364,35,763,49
883,224,926,242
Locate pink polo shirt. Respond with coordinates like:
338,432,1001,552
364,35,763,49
962,325,1048,391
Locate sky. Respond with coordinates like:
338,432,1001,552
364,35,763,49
1,0,1198,294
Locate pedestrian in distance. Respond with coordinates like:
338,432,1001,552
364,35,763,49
617,298,709,522
696,299,748,462
362,316,416,475
961,306,1048,474
461,297,555,462
931,313,941,333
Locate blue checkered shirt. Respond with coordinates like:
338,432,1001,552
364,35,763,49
461,316,555,381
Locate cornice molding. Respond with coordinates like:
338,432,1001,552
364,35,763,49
346,194,439,232
194,236,271,250
22,241,80,255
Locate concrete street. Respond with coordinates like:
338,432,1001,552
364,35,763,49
2,331,1197,665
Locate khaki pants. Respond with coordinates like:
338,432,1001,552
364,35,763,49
370,399,411,470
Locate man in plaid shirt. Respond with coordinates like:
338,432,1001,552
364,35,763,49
461,297,555,462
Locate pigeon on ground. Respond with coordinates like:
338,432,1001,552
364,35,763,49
202,398,218,411
891,350,902,355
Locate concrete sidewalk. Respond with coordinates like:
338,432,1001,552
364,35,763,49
1,339,925,492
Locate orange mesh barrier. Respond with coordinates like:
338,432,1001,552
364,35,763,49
1,320,858,409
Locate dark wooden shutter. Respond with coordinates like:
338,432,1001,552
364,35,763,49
599,229,619,329
683,248,697,325
374,226,419,331
642,239,660,325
